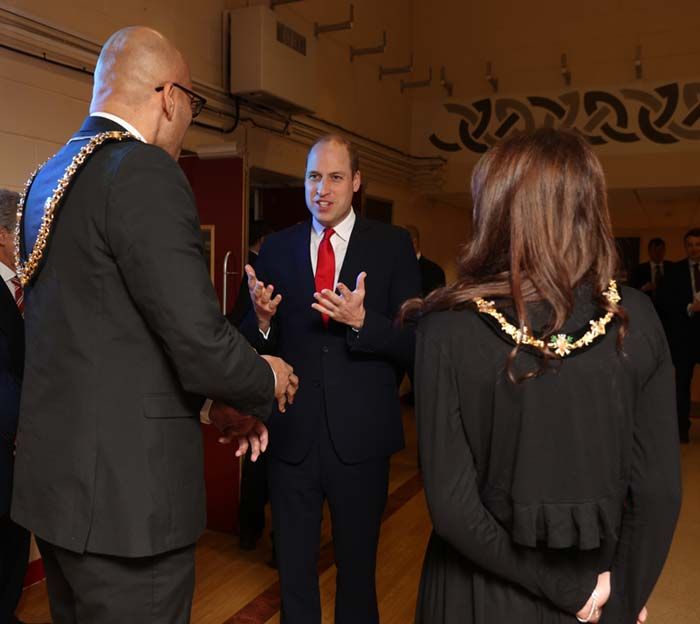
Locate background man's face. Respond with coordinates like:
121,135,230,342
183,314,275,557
649,243,665,264
305,141,360,228
685,236,700,262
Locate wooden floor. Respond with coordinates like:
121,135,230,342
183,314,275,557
16,406,700,623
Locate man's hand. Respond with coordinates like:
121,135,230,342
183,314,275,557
311,271,367,329
689,299,700,314
641,281,655,293
246,265,281,333
208,401,269,461
261,355,299,413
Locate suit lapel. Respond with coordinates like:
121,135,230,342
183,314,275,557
338,215,371,289
292,221,316,299
0,283,21,339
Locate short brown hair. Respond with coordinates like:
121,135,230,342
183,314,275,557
309,134,360,175
684,228,700,242
0,189,20,232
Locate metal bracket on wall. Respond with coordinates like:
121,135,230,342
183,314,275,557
315,4,354,37
379,53,413,80
400,67,432,93
440,66,453,97
561,53,572,86
350,30,387,62
270,0,303,8
635,45,643,80
485,61,498,93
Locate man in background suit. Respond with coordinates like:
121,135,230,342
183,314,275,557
659,228,700,443
241,135,420,623
0,190,29,624
227,220,276,553
630,238,673,319
404,224,446,297
12,27,296,623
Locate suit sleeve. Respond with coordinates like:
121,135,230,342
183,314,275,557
105,145,274,420
599,316,682,623
417,327,598,615
348,229,420,370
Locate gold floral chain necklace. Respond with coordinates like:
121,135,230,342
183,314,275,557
14,130,136,287
474,280,621,357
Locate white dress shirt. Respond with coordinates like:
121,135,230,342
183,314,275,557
309,208,356,289
89,112,148,143
0,260,17,300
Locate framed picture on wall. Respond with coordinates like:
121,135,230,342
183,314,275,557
200,225,215,283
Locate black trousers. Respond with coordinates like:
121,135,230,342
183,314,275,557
36,538,195,624
268,417,390,624
0,515,30,622
238,449,268,542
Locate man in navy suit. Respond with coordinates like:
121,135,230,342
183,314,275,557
660,228,700,443
0,189,29,624
241,135,420,623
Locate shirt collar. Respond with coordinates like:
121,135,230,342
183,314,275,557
0,260,15,282
312,208,356,242
90,112,148,143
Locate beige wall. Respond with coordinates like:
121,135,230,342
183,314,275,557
409,0,700,193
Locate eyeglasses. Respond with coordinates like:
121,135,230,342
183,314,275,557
155,83,207,119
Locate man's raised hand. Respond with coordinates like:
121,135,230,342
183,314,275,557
246,264,281,332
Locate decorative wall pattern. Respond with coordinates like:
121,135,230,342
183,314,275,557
429,82,700,153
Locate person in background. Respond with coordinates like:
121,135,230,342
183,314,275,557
241,134,420,624
12,27,296,624
228,220,276,556
630,237,672,308
0,189,29,624
407,128,680,624
659,228,700,443
227,220,274,328
405,224,446,297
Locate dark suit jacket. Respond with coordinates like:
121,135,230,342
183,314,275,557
227,250,258,327
630,261,673,293
0,274,23,516
418,255,446,297
658,259,700,362
12,116,274,557
240,216,420,464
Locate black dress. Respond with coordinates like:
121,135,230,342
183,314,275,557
415,285,681,624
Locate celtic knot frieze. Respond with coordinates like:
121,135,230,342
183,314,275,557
429,82,700,153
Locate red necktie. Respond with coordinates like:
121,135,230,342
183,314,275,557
315,228,335,327
10,276,23,314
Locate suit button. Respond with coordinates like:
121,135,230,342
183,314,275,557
321,346,329,353
313,381,321,388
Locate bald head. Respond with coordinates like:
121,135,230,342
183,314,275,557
92,27,188,111
91,27,195,159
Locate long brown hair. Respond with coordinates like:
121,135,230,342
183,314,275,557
403,127,626,380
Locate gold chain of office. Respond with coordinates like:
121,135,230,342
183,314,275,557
474,280,622,357
14,131,136,287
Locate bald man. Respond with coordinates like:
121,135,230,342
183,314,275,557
12,27,296,623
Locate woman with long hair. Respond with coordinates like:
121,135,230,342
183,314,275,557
409,128,681,623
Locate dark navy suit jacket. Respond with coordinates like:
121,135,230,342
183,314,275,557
0,270,23,516
240,216,421,464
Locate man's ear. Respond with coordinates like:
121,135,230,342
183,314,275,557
159,83,176,121
352,170,361,193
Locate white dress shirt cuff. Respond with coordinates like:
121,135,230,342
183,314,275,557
259,327,271,340
200,398,213,424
